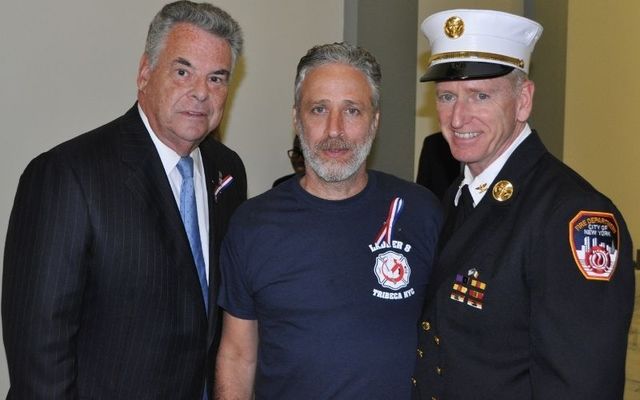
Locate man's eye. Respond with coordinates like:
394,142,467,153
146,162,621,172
437,93,455,102
477,93,489,100
209,75,228,84
346,107,360,116
311,106,326,114
176,69,188,77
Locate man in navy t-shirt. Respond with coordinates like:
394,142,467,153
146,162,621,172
215,42,443,399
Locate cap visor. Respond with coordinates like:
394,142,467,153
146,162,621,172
420,62,514,82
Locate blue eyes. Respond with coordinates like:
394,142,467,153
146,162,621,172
438,93,455,102
437,93,490,103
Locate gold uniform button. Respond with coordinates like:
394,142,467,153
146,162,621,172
436,366,443,376
411,377,417,386
417,348,424,358
421,321,431,331
434,336,441,345
431,397,438,400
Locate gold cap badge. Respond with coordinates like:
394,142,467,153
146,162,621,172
444,16,464,39
492,180,514,202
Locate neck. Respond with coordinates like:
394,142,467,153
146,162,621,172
300,169,368,201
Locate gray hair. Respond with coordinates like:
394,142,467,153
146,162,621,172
293,42,382,112
145,1,243,70
506,68,529,95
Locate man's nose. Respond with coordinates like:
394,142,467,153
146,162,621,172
327,110,344,137
450,99,468,129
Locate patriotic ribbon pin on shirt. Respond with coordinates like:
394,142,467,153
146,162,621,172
374,197,404,246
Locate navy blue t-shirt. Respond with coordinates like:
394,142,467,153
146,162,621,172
218,171,442,399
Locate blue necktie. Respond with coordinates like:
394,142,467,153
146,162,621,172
177,156,209,313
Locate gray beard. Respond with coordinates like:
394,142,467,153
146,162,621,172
299,130,374,183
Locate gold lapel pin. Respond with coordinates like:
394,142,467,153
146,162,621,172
492,180,514,202
475,183,489,193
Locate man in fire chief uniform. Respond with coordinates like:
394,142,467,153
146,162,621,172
412,9,635,400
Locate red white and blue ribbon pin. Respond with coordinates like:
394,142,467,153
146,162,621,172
373,197,404,246
214,175,234,202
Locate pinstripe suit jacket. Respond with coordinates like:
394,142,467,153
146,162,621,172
2,105,247,399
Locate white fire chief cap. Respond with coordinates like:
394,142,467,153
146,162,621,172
419,9,543,82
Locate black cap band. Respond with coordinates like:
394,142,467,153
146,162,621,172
420,61,514,82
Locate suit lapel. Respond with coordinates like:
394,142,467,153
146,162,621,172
200,136,227,346
117,110,243,349
118,105,205,311
438,176,463,246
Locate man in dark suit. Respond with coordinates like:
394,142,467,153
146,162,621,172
412,9,635,399
2,2,246,399
416,132,460,201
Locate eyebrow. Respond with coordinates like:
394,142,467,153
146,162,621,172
173,57,230,77
174,57,193,68
305,99,365,107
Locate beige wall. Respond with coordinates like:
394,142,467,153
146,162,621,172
564,0,640,249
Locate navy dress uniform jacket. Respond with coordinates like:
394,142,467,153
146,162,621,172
416,133,460,201
412,131,635,400
2,105,247,399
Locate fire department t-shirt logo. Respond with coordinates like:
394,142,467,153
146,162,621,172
569,211,620,281
373,251,411,290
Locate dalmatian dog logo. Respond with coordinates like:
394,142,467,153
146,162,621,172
373,251,411,290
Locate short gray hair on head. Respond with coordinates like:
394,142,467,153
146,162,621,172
145,1,243,70
505,68,529,95
293,42,382,112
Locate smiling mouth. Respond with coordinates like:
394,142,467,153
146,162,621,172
454,131,479,139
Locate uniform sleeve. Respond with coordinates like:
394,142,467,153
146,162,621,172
217,217,257,320
2,152,90,398
528,194,635,399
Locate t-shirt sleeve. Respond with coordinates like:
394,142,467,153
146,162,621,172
217,221,257,320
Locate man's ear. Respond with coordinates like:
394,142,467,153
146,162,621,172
137,54,151,92
371,110,380,135
292,107,299,131
516,80,535,123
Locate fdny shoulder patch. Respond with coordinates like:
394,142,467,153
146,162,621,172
569,211,620,281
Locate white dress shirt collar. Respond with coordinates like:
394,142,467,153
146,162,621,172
137,105,210,278
455,123,532,207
